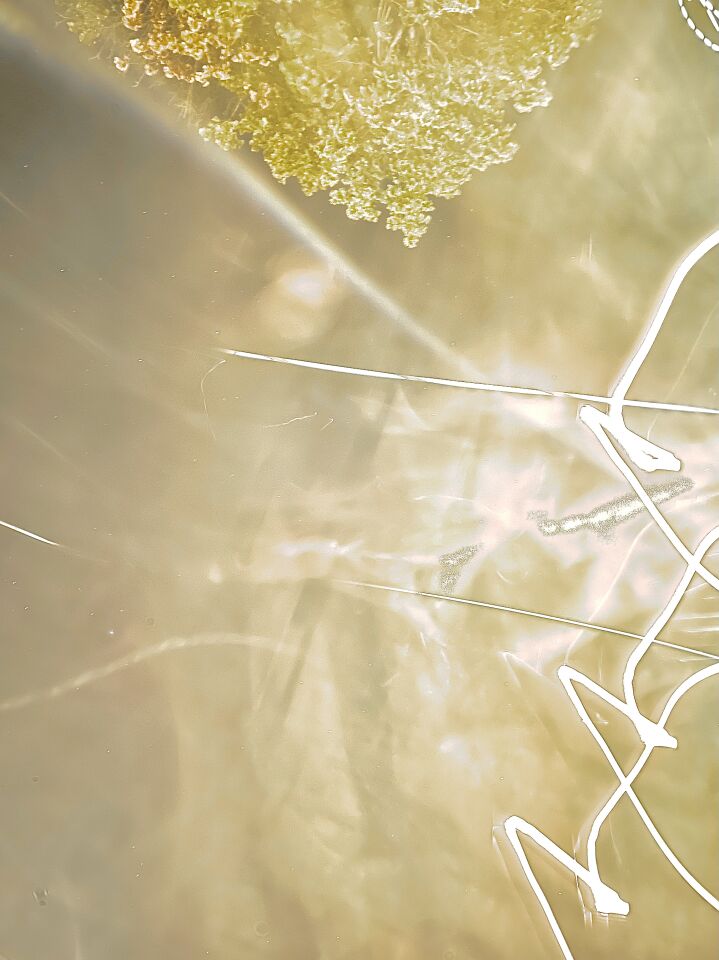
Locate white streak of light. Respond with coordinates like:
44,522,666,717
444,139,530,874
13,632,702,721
340,579,719,661
0,518,59,547
220,348,719,415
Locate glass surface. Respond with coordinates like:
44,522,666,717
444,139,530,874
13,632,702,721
0,3,717,959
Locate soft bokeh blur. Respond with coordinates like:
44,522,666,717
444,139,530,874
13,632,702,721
0,2,717,958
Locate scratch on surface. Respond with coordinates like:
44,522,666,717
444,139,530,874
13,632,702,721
0,518,59,548
341,579,719,662
0,633,288,713
265,411,317,428
220,347,719,416
530,475,694,540
2,413,75,467
199,358,226,439
503,227,719,960
0,188,27,217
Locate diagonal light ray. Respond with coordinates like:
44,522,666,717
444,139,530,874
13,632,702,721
211,151,487,380
1,14,478,381
0,634,287,714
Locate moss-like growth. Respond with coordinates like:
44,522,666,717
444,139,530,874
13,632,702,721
58,0,600,245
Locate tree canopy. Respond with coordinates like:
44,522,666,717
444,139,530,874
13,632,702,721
59,0,600,246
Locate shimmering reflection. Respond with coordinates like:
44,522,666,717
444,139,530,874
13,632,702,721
0,3,718,960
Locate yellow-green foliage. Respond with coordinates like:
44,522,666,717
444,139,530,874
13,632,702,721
58,0,600,246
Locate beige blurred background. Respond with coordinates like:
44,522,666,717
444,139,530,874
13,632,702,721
0,2,717,958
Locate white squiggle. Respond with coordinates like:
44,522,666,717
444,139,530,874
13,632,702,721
679,0,719,52
504,229,719,958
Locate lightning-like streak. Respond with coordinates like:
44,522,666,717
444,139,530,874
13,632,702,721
503,228,719,958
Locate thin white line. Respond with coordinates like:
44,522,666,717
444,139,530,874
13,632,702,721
219,348,719,415
340,579,719,661
0,519,59,547
0,188,27,217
